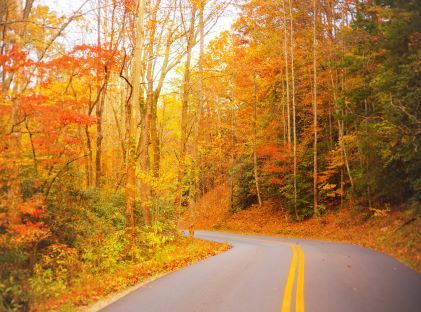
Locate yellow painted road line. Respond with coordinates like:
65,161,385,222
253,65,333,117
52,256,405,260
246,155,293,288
282,244,298,312
205,234,305,312
295,245,305,312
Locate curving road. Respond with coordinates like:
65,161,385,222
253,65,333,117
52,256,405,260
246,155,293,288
101,231,421,312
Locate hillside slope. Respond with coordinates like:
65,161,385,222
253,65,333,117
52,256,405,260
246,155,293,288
189,185,421,272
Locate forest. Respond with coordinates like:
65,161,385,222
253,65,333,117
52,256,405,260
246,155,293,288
1,0,420,310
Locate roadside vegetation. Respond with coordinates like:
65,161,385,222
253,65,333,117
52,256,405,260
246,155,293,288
32,236,228,311
187,185,421,272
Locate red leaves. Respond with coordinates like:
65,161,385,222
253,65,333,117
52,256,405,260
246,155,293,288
63,137,83,144
60,114,96,126
258,144,292,185
268,177,286,185
0,45,30,73
19,94,50,113
18,198,46,219
122,0,136,11
0,105,12,116
9,221,50,246
6,197,50,247
263,165,289,173
258,145,287,161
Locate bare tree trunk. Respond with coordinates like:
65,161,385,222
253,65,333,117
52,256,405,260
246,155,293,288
95,0,107,189
282,0,291,146
95,0,102,189
150,31,173,181
95,84,107,189
230,107,235,211
281,76,287,144
253,73,262,207
6,0,32,210
138,0,164,226
189,2,205,237
126,0,146,229
339,3,354,191
313,0,318,216
150,95,161,179
138,16,157,226
176,5,197,221
288,0,298,219
85,124,93,188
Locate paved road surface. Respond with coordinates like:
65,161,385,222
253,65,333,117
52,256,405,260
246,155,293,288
101,231,421,312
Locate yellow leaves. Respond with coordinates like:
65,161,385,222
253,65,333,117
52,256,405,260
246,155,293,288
319,182,341,198
9,222,50,246
27,5,65,55
32,237,229,311
321,183,336,191
370,206,391,218
341,134,357,145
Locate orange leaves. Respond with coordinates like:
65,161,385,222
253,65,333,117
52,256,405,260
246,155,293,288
6,198,50,247
0,45,30,73
59,114,96,126
269,177,286,184
122,0,137,12
9,221,50,246
18,197,46,219
258,143,292,186
258,145,288,161
0,105,12,116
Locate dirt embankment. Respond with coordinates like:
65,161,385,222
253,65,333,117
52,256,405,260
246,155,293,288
191,185,421,272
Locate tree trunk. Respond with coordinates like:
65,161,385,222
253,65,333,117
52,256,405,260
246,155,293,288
313,0,318,216
95,0,107,189
176,6,197,221
253,73,263,207
288,0,298,219
126,0,146,229
282,0,291,146
85,124,93,188
150,94,161,180
95,80,107,189
188,1,206,237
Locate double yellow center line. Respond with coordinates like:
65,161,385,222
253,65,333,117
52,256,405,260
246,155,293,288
281,243,305,312
217,234,305,312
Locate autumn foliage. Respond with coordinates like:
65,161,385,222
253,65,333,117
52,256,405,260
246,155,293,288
1,0,420,310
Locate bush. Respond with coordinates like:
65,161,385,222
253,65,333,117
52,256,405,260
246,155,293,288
29,244,81,299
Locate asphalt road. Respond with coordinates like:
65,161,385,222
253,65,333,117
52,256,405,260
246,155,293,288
101,231,421,312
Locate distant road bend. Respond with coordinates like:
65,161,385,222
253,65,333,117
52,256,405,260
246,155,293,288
102,231,421,312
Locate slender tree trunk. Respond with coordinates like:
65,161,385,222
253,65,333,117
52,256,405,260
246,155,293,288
126,0,146,229
313,0,318,216
339,3,354,191
138,0,163,225
176,6,197,220
282,0,291,146
95,0,103,188
188,2,205,237
95,80,107,188
150,94,161,179
253,73,263,207
230,107,235,211
138,33,155,226
329,66,354,192
85,124,93,188
281,76,287,144
288,0,298,219
7,0,30,210
150,30,172,181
